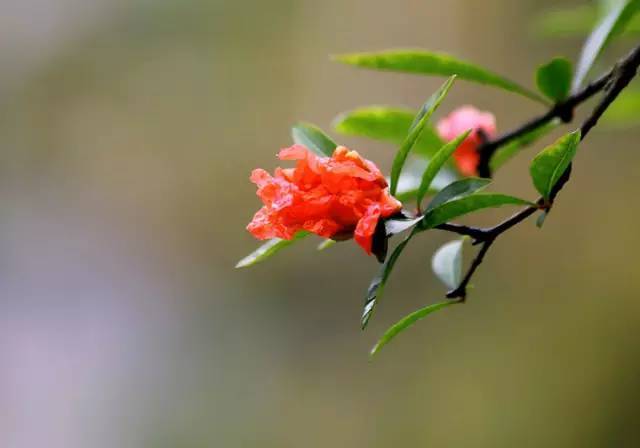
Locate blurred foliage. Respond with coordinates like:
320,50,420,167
532,3,640,37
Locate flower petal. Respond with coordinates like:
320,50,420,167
354,204,382,254
247,144,401,256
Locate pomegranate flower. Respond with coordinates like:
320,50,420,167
247,145,402,255
436,105,497,176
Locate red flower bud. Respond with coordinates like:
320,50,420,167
436,106,497,176
247,145,402,255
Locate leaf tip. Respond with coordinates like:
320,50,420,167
536,211,548,228
361,314,371,330
361,301,376,329
317,239,337,251
235,258,250,269
331,112,348,132
571,128,582,140
291,120,309,130
330,53,353,65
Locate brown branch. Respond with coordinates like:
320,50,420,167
476,69,613,177
441,42,640,300
446,239,494,300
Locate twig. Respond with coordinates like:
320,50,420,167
441,42,640,300
476,70,613,177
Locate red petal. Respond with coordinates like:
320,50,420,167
302,218,341,238
250,169,272,187
248,143,402,255
354,205,381,255
278,144,311,160
453,143,480,176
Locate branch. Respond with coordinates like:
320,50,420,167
441,42,640,300
476,70,612,177
579,45,640,139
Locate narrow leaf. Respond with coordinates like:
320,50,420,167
390,76,456,195
572,0,640,92
370,301,459,357
490,120,559,171
333,107,444,157
334,49,547,104
385,216,423,236
536,57,573,101
317,239,337,250
530,130,581,200
362,231,416,328
236,232,309,268
291,122,338,157
425,177,491,213
421,193,533,230
416,130,471,208
432,239,465,290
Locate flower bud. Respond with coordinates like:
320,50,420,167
436,106,497,176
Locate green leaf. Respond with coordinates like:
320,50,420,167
333,49,547,104
432,239,465,290
370,301,459,357
416,130,471,209
490,120,559,171
317,239,337,250
425,177,491,213
333,107,444,157
291,122,338,157
420,193,533,230
390,76,456,196
236,232,309,268
572,0,640,92
536,57,573,101
362,231,416,329
529,130,581,200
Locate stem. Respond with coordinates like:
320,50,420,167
446,239,494,301
442,42,640,300
435,222,486,240
476,70,612,177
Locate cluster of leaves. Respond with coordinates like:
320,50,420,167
534,0,640,127
239,0,640,356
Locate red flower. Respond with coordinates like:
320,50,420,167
436,105,497,176
247,145,402,254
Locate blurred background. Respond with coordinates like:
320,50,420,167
1,0,640,447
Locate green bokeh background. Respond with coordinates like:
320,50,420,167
2,0,640,447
